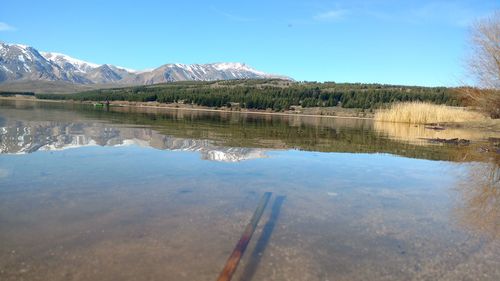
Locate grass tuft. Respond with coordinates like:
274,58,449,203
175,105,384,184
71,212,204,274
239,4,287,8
375,102,485,124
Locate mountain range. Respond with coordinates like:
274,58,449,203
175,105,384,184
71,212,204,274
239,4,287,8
0,42,288,87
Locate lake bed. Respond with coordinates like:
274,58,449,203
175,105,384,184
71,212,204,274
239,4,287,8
0,100,499,281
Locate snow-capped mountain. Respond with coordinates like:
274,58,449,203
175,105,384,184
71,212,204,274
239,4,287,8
0,42,289,85
123,62,285,84
0,43,75,82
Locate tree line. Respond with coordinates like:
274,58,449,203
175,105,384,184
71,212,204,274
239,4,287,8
36,80,460,111
0,91,35,96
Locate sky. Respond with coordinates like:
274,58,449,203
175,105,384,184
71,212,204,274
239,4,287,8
0,0,498,86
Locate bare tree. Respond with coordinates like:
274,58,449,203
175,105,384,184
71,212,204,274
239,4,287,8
464,11,500,118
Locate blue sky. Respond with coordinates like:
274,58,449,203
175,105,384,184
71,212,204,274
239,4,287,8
0,0,498,86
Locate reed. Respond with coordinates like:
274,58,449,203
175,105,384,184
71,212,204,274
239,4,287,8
375,102,485,124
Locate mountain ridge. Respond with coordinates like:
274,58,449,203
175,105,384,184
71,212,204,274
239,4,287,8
0,42,290,86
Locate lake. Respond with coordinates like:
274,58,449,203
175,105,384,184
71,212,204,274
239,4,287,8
0,99,499,281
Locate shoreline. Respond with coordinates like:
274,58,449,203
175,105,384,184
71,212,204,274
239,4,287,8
2,96,499,132
0,96,374,120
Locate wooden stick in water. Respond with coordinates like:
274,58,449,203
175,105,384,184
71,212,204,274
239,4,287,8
217,192,272,281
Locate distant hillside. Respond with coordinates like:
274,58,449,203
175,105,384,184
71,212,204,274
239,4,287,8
0,80,127,94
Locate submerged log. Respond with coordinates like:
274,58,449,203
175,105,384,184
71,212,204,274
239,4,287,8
424,125,446,130
217,192,272,281
422,138,470,145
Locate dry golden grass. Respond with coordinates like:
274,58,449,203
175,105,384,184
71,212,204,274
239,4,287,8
375,102,486,124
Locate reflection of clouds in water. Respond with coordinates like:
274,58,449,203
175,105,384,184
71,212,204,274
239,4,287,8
0,168,10,178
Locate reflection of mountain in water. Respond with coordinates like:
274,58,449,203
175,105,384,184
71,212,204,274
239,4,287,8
1,99,498,163
0,120,267,162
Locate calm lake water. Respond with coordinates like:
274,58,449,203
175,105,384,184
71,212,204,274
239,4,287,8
0,99,499,281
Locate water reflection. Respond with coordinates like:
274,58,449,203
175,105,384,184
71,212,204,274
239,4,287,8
374,116,500,241
0,118,269,162
1,99,499,280
373,121,500,145
457,158,500,239
2,99,498,162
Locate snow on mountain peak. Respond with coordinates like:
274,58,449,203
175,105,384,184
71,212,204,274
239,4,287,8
210,62,269,76
212,62,245,70
41,51,100,73
0,42,291,85
114,65,138,73
3,42,30,49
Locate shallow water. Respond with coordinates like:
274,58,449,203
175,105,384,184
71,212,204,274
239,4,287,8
0,100,499,281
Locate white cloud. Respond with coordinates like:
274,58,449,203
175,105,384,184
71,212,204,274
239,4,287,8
0,22,16,31
314,9,349,22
